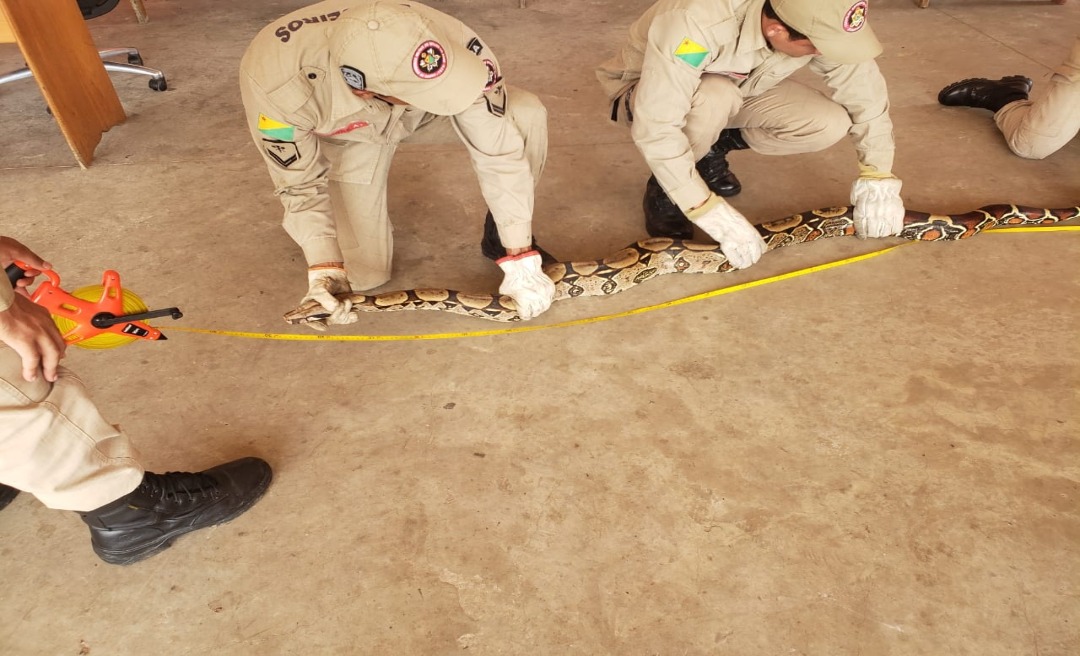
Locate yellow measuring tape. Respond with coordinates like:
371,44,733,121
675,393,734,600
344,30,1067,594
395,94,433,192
169,225,1079,343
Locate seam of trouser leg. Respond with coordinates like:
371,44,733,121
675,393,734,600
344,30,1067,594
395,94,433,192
0,367,143,511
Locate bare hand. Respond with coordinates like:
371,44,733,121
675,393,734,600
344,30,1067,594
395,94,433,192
1,236,64,381
0,294,66,382
0,236,53,289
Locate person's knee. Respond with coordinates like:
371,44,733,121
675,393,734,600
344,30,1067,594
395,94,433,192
347,271,392,291
1007,137,1054,160
690,76,742,127
788,105,851,147
821,107,853,145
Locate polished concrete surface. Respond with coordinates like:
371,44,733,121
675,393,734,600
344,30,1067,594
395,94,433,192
1,1,1078,654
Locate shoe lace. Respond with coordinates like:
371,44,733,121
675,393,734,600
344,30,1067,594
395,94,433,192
139,471,220,503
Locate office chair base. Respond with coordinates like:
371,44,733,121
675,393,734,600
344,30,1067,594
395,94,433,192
100,48,167,91
0,47,167,92
0,69,34,86
104,60,168,91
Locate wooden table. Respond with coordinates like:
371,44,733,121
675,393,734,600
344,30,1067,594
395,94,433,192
0,0,126,168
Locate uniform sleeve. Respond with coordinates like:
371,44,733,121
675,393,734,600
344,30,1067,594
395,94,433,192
449,82,536,250
631,10,714,213
239,72,342,266
809,57,896,175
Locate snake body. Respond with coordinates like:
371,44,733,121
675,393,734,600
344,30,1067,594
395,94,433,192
283,204,1080,325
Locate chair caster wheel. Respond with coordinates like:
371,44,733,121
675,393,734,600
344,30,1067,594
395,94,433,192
149,77,167,92
127,54,144,66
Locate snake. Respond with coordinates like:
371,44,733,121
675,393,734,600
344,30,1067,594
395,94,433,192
283,204,1080,325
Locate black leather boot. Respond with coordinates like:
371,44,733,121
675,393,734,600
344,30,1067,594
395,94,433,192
696,128,749,197
938,75,1033,113
79,457,272,565
480,211,558,265
0,484,18,512
643,176,694,239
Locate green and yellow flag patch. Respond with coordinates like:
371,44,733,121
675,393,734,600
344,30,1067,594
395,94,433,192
673,38,709,68
258,114,295,141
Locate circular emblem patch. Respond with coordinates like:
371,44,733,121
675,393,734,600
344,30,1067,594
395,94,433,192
843,1,868,33
340,65,366,91
413,40,447,79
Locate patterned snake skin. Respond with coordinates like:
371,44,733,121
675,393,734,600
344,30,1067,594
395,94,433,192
283,204,1080,325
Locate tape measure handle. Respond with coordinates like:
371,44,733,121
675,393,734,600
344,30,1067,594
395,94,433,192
5,263,25,288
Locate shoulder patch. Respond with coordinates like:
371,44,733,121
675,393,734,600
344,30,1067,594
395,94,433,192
262,139,300,169
483,82,507,117
259,139,298,169
673,38,709,68
483,59,499,92
258,114,295,141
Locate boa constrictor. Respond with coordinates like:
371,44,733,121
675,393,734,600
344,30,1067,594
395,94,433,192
283,204,1079,325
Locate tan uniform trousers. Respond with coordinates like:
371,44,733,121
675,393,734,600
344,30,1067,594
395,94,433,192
324,85,548,291
995,38,1080,160
621,74,851,162
0,346,143,512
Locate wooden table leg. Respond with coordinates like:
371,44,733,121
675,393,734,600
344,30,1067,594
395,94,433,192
0,0,126,167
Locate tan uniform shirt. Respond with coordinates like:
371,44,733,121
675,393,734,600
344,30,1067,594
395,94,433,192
597,0,895,207
239,0,535,265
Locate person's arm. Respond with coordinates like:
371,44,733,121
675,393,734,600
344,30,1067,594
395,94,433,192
450,82,536,255
630,10,723,213
811,57,904,238
809,57,895,175
238,73,356,324
0,237,66,382
239,72,343,267
450,73,555,319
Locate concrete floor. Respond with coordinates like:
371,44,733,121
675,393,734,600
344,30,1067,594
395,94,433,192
1,0,1078,653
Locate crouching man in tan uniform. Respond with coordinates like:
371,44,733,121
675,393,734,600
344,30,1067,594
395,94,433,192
597,0,904,269
939,36,1080,160
240,1,555,326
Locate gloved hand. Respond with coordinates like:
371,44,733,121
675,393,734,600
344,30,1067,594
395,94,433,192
302,266,355,329
686,194,766,269
497,251,555,321
851,177,905,239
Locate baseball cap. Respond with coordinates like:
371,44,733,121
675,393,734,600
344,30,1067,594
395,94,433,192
771,0,882,64
328,1,488,116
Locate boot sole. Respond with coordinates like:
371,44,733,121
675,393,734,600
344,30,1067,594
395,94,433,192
93,470,273,566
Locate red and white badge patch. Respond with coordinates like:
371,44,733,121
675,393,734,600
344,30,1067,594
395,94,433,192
844,1,868,33
483,59,499,91
413,41,447,79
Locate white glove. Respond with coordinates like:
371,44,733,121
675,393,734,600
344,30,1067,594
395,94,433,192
851,177,905,239
688,195,766,269
497,251,555,321
302,266,355,328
